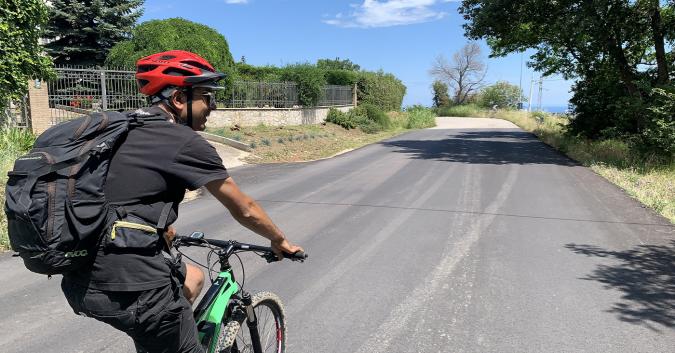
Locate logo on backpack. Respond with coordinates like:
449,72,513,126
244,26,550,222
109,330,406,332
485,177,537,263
65,250,89,258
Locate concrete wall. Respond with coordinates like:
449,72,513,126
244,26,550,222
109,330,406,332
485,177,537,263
206,105,353,128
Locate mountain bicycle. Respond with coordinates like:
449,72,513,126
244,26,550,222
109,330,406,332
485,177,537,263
173,232,307,353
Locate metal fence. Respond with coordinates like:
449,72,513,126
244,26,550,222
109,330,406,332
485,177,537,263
224,81,299,108
48,66,146,124
318,85,353,106
47,66,354,123
1,96,31,129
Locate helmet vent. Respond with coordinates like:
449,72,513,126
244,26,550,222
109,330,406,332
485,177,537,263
183,60,213,72
162,68,191,76
159,55,176,60
137,65,157,73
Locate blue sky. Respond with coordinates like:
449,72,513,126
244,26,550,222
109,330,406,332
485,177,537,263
142,0,573,108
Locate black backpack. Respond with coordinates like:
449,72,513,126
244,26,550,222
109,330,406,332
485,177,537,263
4,110,166,275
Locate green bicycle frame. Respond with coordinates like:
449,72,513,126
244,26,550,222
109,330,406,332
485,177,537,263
193,269,239,352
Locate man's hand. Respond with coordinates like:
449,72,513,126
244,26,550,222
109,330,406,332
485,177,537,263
164,225,177,246
271,238,304,260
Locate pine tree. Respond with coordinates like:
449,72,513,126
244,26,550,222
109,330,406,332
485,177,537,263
44,0,144,67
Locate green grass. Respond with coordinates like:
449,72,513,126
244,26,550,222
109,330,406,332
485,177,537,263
1,128,36,250
491,110,675,223
405,105,437,129
435,104,484,117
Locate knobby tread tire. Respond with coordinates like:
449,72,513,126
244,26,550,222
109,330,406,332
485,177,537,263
215,291,286,353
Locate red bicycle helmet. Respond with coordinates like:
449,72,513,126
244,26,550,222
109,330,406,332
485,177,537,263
135,50,226,97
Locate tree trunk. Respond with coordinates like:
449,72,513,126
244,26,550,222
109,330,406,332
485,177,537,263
650,0,669,84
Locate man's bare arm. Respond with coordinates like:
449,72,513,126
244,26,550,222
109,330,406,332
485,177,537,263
205,177,302,257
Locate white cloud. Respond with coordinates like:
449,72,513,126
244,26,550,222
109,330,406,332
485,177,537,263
225,0,248,4
323,0,449,28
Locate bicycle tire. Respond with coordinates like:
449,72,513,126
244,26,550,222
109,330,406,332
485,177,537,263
215,291,286,353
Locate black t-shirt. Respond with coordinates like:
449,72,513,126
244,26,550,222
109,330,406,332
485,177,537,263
64,106,229,291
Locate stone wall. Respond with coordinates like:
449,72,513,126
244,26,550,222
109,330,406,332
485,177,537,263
206,105,353,128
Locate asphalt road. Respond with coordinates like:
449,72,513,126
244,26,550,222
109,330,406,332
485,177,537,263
1,118,673,352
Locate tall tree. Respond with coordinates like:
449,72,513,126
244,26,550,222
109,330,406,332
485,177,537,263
429,42,487,104
44,0,144,67
0,0,54,110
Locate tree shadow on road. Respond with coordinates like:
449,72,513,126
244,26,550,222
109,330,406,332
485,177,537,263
565,241,675,332
382,130,577,166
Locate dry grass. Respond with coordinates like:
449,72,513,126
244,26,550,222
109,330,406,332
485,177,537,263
207,122,407,164
493,110,675,223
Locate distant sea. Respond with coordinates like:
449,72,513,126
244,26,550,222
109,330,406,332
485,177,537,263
539,105,570,113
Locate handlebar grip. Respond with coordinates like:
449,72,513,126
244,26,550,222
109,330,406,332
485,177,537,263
284,251,308,261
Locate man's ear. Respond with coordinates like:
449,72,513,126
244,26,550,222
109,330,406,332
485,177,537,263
169,90,186,108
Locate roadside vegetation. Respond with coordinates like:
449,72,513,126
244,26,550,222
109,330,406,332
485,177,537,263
208,105,437,164
0,128,36,250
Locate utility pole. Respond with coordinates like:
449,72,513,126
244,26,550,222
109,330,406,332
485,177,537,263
518,52,524,109
528,74,534,112
537,77,543,111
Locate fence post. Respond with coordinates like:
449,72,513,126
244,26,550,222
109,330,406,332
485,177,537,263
27,79,52,135
100,70,108,111
352,83,358,107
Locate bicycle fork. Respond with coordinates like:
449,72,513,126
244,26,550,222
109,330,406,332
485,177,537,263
243,292,264,353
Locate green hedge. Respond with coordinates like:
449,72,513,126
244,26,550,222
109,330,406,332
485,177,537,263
356,71,406,112
279,64,327,107
234,63,405,110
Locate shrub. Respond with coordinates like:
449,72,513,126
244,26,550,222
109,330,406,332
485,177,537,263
326,108,356,129
361,104,391,130
357,71,406,111
279,64,327,106
324,69,358,85
432,80,451,108
0,127,36,153
405,105,437,129
642,88,675,158
346,104,392,133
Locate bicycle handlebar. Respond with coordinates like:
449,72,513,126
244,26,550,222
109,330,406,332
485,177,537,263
174,235,308,262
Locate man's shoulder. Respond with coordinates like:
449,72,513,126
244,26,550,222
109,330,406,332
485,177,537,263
127,107,197,139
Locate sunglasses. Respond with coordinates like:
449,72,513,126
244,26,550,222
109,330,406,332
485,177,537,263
198,91,216,108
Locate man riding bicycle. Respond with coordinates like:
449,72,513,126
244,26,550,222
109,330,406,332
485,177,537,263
60,50,303,353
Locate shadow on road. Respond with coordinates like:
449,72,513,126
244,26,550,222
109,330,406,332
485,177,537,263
565,241,675,332
382,130,577,166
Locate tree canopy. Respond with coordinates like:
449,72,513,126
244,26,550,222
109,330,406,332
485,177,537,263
106,18,235,72
460,0,675,156
317,58,361,71
0,0,54,109
44,0,143,66
478,81,523,109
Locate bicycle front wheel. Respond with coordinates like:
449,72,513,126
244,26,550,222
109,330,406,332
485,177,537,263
218,291,286,353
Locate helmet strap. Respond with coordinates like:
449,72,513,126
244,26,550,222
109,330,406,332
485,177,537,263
186,88,194,129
